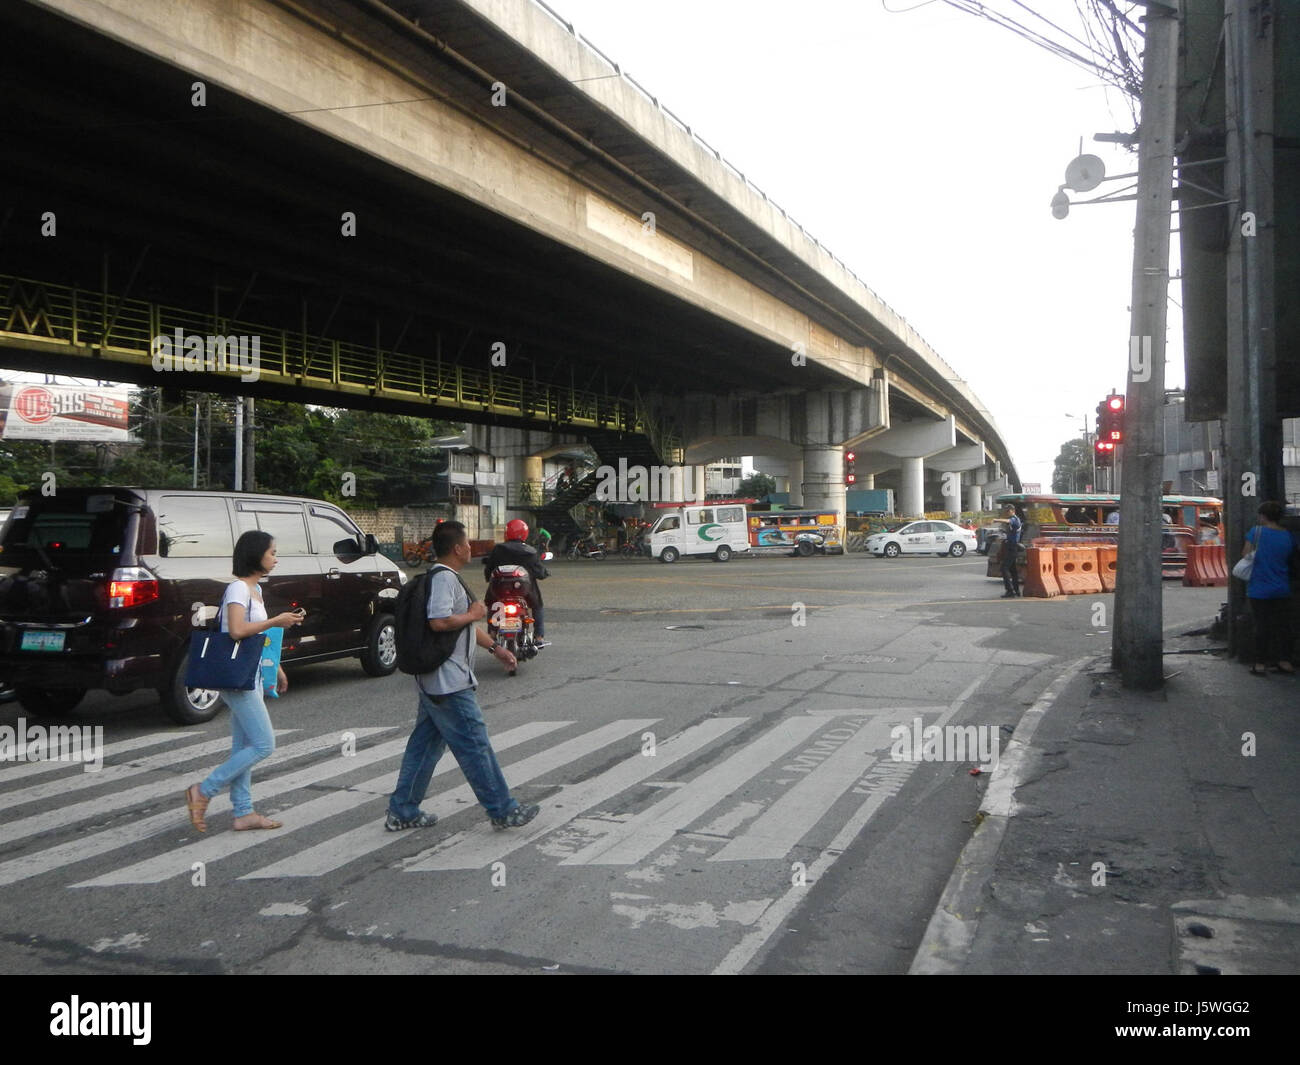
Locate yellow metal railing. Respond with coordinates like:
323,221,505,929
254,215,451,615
0,273,659,435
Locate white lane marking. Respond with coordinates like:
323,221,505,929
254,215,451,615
0,732,287,814
710,716,907,862
0,728,389,887
0,731,192,785
804,706,948,717
560,716,827,868
0,728,337,847
404,717,747,872
713,667,996,974
237,719,586,879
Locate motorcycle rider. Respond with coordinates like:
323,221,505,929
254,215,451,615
483,518,550,646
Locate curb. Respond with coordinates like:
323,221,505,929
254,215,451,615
908,655,1093,974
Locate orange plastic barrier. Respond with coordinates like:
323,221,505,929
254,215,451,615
1182,544,1228,587
1053,545,1103,595
1022,546,1060,598
1096,545,1118,592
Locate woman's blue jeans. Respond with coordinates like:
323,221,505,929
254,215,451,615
199,686,276,818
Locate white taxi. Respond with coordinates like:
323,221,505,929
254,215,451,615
865,519,978,558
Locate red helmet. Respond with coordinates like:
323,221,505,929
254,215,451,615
505,519,529,542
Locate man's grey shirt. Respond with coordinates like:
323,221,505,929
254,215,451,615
416,565,477,695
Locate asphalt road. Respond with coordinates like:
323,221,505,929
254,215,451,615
0,552,1223,974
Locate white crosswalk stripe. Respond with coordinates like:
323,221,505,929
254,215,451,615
0,732,295,815
0,731,191,784
77,720,584,886
0,728,389,886
402,717,746,872
710,717,900,861
560,715,827,867
241,719,652,879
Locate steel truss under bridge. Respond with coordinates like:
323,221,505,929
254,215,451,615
0,273,680,446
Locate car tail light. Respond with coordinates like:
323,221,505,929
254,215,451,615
108,567,159,609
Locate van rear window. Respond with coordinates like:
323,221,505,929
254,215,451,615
0,505,125,559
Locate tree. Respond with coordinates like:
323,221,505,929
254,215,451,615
736,472,777,500
1052,438,1094,493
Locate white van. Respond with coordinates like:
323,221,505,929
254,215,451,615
649,503,749,563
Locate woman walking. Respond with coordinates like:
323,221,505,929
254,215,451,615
1244,501,1297,676
185,531,304,831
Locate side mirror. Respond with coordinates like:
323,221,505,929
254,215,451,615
332,536,365,563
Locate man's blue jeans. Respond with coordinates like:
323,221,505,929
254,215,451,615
388,687,518,821
199,685,276,818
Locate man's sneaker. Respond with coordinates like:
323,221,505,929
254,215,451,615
1000,591,1016,599
490,803,540,830
534,639,550,649
385,811,439,832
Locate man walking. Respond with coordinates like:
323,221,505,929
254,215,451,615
1000,503,1023,599
386,520,541,832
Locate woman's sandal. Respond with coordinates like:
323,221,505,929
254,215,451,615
233,812,283,831
1273,663,1296,675
1249,665,1270,676
185,784,210,833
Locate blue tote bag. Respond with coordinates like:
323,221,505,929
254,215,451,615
185,591,263,691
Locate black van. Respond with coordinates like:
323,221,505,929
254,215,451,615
0,488,403,724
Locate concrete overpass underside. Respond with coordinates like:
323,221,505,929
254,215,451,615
0,0,1016,517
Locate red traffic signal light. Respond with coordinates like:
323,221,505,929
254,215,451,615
845,449,857,486
1107,395,1124,412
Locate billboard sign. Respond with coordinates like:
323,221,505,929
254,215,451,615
0,384,132,442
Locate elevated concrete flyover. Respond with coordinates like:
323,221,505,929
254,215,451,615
0,0,1016,514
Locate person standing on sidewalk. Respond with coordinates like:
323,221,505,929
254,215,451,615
999,504,1023,598
386,520,541,831
1244,500,1297,676
185,531,305,833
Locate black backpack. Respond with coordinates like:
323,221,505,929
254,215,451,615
395,564,477,675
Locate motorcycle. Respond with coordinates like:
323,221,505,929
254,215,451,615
485,556,549,675
566,532,606,560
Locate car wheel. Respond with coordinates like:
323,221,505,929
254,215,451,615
360,613,398,676
949,542,967,557
660,547,679,563
158,651,225,725
883,542,901,558
714,545,732,562
796,540,815,557
14,686,86,718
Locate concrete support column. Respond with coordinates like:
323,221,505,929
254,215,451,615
801,446,843,515
899,456,926,517
965,484,983,512
505,454,543,521
787,457,805,506
942,479,962,518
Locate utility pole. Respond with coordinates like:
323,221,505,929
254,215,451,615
234,395,244,491
245,396,256,492
1112,1,1180,690
1224,0,1277,658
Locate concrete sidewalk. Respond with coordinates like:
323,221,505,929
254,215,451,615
911,626,1300,975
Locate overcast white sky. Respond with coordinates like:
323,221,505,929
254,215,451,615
546,0,1182,490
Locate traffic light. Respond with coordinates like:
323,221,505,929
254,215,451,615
845,450,857,486
1095,439,1115,467
1104,394,1125,444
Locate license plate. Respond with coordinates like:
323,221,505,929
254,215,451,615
20,630,65,652
498,619,522,633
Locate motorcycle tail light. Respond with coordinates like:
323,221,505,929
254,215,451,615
504,603,519,615
108,567,159,609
